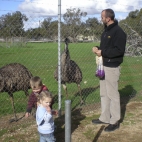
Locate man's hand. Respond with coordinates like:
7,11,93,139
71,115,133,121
92,47,98,54
96,50,102,57
92,47,102,57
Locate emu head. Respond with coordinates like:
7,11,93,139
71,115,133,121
64,38,70,45
0,74,4,92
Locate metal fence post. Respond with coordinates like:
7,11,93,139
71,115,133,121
58,0,62,116
65,100,71,142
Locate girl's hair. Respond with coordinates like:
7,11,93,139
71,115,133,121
30,76,43,89
39,90,53,101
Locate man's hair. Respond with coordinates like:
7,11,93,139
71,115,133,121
39,90,53,101
102,9,115,20
30,76,43,88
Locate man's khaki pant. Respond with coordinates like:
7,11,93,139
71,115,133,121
99,66,121,124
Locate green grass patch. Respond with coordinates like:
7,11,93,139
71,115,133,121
0,42,142,116
0,129,7,137
126,112,134,117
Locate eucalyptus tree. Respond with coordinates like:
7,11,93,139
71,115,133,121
85,17,103,41
63,8,87,42
41,17,52,39
41,18,62,41
120,9,142,36
0,11,28,38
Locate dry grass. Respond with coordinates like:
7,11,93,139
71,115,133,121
1,101,142,142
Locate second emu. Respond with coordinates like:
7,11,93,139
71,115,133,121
54,38,83,104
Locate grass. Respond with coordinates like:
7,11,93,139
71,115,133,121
0,42,142,117
83,128,95,140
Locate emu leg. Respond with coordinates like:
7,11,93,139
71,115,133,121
77,84,84,105
9,94,17,122
25,90,30,103
25,90,29,96
63,84,68,99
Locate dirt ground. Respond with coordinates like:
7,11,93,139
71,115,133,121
1,101,142,142
71,101,142,142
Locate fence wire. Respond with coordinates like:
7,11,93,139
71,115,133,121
0,7,142,122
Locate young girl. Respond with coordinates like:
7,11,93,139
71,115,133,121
36,90,56,142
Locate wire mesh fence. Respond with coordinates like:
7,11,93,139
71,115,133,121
0,5,142,122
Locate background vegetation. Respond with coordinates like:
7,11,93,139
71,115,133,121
0,8,142,42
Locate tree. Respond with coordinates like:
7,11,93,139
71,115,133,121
121,9,142,36
63,8,87,42
85,18,103,41
128,10,139,18
40,18,59,40
41,17,52,30
0,11,28,38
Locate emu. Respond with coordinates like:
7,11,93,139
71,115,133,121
0,63,33,122
54,38,83,104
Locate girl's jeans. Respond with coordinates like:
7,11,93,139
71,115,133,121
39,132,56,142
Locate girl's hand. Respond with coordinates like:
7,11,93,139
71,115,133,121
46,106,51,114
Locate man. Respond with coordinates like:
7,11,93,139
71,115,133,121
92,9,126,132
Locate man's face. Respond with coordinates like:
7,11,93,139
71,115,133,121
101,11,110,26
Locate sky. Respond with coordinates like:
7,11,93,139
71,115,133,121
0,0,142,29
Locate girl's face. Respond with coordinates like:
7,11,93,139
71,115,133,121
40,97,52,108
